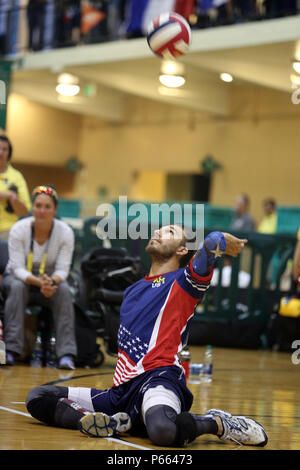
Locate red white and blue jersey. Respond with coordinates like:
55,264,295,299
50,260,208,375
113,258,214,387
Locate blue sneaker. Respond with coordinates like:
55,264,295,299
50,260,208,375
205,409,268,446
58,355,75,370
79,412,131,438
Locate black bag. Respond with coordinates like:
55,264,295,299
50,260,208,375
81,246,146,291
74,303,104,368
74,247,146,358
267,313,300,352
188,318,265,349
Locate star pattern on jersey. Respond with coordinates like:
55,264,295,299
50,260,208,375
210,243,224,258
118,324,149,363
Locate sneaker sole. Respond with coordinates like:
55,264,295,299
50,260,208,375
80,413,115,438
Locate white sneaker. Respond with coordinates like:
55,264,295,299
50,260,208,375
79,412,131,438
205,409,268,446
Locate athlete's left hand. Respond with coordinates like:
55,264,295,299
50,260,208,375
222,232,248,257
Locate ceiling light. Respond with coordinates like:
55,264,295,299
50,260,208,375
56,83,80,96
159,74,185,88
220,72,233,83
58,73,78,85
56,73,80,97
292,61,300,74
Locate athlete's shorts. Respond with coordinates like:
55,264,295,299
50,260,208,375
68,365,193,431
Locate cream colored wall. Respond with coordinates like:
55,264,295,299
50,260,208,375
206,85,300,222
6,94,82,165
76,87,300,222
6,86,300,224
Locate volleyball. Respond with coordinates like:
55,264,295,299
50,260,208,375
147,12,192,60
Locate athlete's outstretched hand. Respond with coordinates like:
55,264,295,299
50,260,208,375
222,232,248,257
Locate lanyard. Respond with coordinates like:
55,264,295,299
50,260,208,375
26,222,53,276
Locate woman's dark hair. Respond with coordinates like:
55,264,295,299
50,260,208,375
0,135,13,160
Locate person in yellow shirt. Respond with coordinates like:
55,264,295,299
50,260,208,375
0,135,31,238
257,198,277,234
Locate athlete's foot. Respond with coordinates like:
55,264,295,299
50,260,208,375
205,409,268,446
79,412,131,438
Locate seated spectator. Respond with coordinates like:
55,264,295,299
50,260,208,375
0,135,31,239
257,198,277,234
229,193,255,232
2,185,77,368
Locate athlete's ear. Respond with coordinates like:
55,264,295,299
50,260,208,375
176,245,188,257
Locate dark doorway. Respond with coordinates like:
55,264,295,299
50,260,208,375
166,173,211,202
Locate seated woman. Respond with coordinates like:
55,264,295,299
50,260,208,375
2,185,77,369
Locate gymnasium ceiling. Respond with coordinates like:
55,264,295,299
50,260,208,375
10,15,300,122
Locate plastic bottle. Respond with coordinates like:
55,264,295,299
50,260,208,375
46,333,57,368
30,331,43,367
199,345,213,383
0,319,6,365
189,363,202,384
178,346,191,381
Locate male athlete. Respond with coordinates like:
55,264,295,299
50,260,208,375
26,226,268,447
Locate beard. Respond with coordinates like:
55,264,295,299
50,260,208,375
145,240,177,263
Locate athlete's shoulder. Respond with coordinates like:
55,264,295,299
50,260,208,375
123,276,146,296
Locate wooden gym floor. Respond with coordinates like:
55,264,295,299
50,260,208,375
0,344,299,452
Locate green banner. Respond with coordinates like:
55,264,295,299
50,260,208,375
0,60,12,131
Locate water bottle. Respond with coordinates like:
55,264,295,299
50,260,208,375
0,319,6,365
199,345,213,383
46,333,57,368
189,363,202,384
30,331,43,367
178,347,191,381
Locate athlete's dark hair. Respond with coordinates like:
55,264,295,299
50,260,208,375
0,135,13,160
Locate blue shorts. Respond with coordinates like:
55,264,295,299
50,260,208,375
90,366,193,430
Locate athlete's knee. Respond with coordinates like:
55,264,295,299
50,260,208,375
26,385,67,407
145,405,178,446
174,412,197,446
26,385,68,425
145,406,198,447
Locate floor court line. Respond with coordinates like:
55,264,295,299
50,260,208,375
0,405,31,418
0,405,152,450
